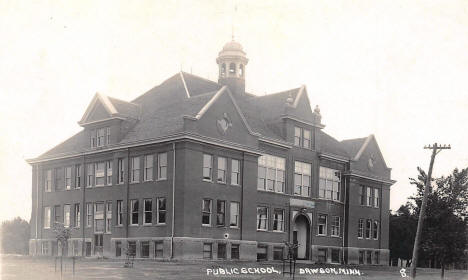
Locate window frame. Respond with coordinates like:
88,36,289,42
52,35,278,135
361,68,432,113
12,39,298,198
365,219,372,239
130,199,139,225
143,198,153,225
130,157,140,183
116,200,123,226
75,165,81,189
358,218,364,239
157,197,166,224
256,206,268,231
63,204,71,228
106,201,112,233
216,200,225,226
86,203,93,228
74,203,80,228
229,201,240,228
374,188,380,208
157,152,167,180
217,157,227,183
319,167,341,201
94,202,105,233
257,155,285,193
231,159,240,186
294,161,311,197
95,162,105,187
65,167,72,190
106,160,112,185
143,155,154,182
331,216,340,237
117,158,124,184
43,206,51,229
45,170,52,192
86,163,95,188
317,214,327,236
203,243,212,259
202,154,213,181
373,220,379,240
273,209,285,232
202,199,212,226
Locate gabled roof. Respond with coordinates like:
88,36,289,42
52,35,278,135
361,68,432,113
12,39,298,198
341,136,368,160
78,93,140,126
32,72,368,163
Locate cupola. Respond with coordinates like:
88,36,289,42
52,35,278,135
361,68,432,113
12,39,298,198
216,40,249,96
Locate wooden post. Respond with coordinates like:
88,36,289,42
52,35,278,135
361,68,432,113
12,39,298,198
410,143,450,279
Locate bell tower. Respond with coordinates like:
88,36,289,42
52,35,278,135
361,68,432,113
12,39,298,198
216,40,249,96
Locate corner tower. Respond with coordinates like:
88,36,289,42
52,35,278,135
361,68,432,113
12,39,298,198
216,40,249,96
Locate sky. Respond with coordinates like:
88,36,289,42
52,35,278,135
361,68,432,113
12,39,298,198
0,0,467,224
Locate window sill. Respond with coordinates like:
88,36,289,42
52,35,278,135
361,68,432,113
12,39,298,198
202,224,212,227
257,229,268,232
156,178,167,182
357,237,363,240
129,224,139,227
202,179,213,183
217,181,226,185
143,180,153,183
229,226,239,229
272,230,285,233
330,235,342,238
316,234,327,237
155,223,166,227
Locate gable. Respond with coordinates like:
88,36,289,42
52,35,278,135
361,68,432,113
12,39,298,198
194,88,258,147
350,136,390,179
85,101,112,124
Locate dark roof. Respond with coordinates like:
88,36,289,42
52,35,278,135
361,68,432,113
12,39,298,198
35,72,358,161
340,137,368,159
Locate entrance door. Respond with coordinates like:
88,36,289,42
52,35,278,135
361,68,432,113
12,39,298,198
293,215,310,259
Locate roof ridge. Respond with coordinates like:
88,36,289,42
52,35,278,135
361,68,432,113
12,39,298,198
180,71,219,86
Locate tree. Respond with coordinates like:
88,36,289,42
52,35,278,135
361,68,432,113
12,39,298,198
389,203,417,266
0,217,30,254
409,167,468,278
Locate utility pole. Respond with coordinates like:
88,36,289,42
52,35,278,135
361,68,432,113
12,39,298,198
410,143,450,279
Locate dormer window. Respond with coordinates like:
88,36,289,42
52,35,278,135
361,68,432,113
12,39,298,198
91,127,110,148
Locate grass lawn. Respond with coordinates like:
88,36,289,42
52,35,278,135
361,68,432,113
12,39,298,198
1,255,466,280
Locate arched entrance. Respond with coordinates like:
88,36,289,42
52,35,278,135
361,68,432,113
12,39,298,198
293,214,310,260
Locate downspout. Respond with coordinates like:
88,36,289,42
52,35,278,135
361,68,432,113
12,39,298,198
35,164,39,254
81,154,86,256
240,152,245,241
342,175,347,264
126,148,130,239
171,142,176,259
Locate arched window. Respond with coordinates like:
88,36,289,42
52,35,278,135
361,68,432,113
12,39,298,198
221,63,226,77
239,64,244,77
229,63,236,75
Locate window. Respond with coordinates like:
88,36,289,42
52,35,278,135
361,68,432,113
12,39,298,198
217,157,227,183
86,163,95,187
331,249,341,264
106,201,112,233
127,241,136,257
63,205,70,228
74,204,80,228
54,205,61,225
373,220,379,240
239,64,244,77
202,199,212,226
294,161,311,197
331,216,340,237
55,168,63,191
317,248,327,263
130,199,139,225
319,167,341,201
91,129,97,148
294,127,301,146
231,244,240,260
203,154,213,181
221,63,226,77
155,241,164,258
216,200,225,226
257,155,285,193
203,243,212,259
118,159,124,184
106,160,112,185
130,157,140,183
73,240,80,256
115,241,122,257
217,243,226,259
157,152,167,180
359,251,365,264
141,241,150,258
317,214,327,236
44,207,51,228
294,127,311,149
257,245,267,260
257,206,268,231
116,200,123,226
45,170,52,192
144,155,153,181
86,203,92,228
359,185,365,205
75,165,81,189
94,202,105,232
144,199,152,225
273,209,284,232
97,128,105,147
106,127,111,145
230,202,240,228
365,219,372,239
273,247,283,260
374,188,380,208
229,63,236,74
157,197,166,224
41,242,50,255
366,251,372,264
303,129,311,148
374,251,380,264
65,167,72,190
367,187,372,206
231,159,240,185
95,162,105,186
358,218,364,239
